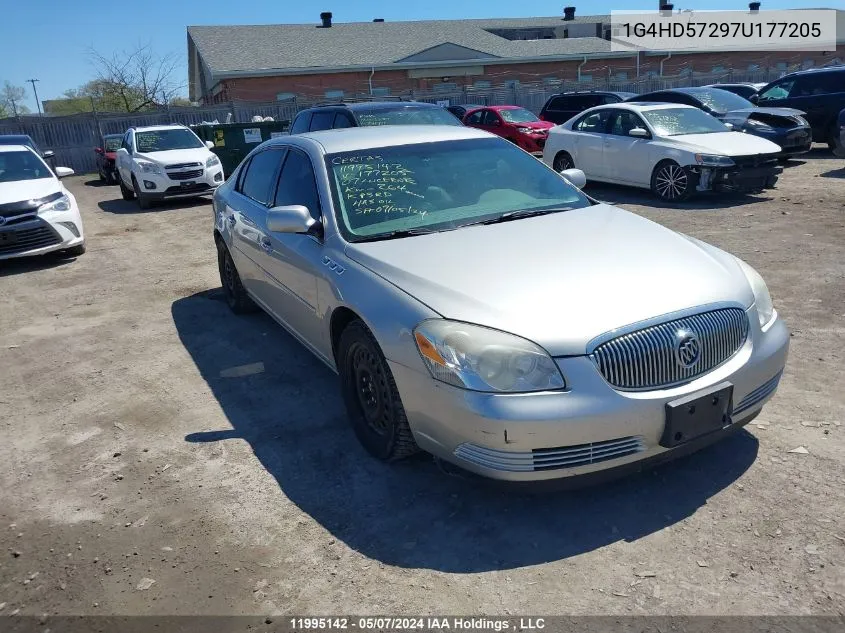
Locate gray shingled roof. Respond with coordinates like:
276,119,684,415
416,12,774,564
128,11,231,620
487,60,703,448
188,15,616,74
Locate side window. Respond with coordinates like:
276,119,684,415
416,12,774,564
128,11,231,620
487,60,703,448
758,80,794,101
239,149,284,205
274,150,322,222
126,133,134,153
609,111,646,136
333,113,354,129
798,73,843,96
289,112,311,135
581,96,602,108
309,111,335,131
482,110,500,125
547,96,568,111
465,110,484,125
600,95,621,105
574,110,610,133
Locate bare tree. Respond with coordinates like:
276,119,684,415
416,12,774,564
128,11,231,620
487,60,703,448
1,81,30,117
88,43,183,112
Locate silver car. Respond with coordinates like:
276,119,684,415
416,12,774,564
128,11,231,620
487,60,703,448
212,125,789,482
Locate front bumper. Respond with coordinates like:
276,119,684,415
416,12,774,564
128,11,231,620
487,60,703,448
0,202,85,261
136,164,223,200
518,134,548,153
695,163,782,193
390,312,789,482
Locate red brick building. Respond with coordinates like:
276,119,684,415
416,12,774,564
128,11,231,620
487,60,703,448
187,8,845,104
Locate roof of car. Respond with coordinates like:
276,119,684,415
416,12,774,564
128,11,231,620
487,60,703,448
305,101,443,112
0,144,35,153
131,124,190,132
0,135,35,143
285,124,492,153
103,133,124,138
550,90,637,98
594,102,696,112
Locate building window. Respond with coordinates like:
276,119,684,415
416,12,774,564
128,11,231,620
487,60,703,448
370,87,391,96
711,65,725,73
433,82,457,92
679,67,692,77
613,71,628,81
504,79,520,88
776,62,788,71
324,89,344,99
276,92,296,102
646,70,658,78
577,74,592,83
543,77,561,85
473,80,491,89
747,63,760,71
802,59,815,69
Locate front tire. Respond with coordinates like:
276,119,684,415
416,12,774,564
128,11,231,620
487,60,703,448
119,175,135,200
338,320,418,462
217,241,256,314
651,160,693,202
553,151,574,172
133,177,151,210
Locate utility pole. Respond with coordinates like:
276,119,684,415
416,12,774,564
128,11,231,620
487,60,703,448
26,78,42,116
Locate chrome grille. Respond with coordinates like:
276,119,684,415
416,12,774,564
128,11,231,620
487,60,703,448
591,308,749,390
168,168,203,181
454,436,645,473
165,162,202,169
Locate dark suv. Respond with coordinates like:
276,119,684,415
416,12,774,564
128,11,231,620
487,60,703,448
752,66,845,148
289,100,461,134
539,91,638,125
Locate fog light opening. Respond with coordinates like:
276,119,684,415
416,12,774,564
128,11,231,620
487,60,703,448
144,180,157,190
58,221,80,237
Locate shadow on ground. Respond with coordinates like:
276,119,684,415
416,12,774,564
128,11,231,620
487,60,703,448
173,289,758,573
98,197,211,214
0,251,79,277
586,182,773,210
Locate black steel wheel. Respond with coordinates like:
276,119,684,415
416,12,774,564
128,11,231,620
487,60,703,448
553,151,574,172
651,161,693,202
217,240,256,314
338,320,418,461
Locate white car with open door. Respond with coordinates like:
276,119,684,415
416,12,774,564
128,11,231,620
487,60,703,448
0,145,85,260
543,103,783,202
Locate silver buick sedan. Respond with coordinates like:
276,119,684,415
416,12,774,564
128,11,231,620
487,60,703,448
212,125,789,482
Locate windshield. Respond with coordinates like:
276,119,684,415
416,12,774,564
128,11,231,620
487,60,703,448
134,129,204,153
355,107,462,127
104,137,122,151
499,108,539,123
642,108,729,136
0,150,52,183
685,88,753,114
326,138,590,242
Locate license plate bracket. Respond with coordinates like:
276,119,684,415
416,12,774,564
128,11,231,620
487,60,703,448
661,382,734,448
181,181,195,187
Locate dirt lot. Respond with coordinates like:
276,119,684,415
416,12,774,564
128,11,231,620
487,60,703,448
1,152,843,618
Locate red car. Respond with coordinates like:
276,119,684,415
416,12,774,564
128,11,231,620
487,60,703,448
462,105,554,153
94,134,123,184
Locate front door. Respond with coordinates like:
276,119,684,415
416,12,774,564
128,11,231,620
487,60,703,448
570,109,611,179
604,109,653,186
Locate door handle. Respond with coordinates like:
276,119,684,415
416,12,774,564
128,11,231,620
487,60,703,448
260,237,273,253
227,215,236,227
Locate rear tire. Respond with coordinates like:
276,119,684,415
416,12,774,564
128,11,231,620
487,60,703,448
338,320,418,462
651,160,693,202
553,151,574,172
119,176,135,200
217,240,256,314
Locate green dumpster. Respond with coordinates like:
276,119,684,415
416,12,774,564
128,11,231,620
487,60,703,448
192,120,289,177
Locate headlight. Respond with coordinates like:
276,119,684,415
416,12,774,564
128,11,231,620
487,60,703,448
694,154,735,167
206,155,221,168
137,161,162,174
38,194,71,213
413,320,565,393
736,258,775,328
516,127,534,134
745,119,776,132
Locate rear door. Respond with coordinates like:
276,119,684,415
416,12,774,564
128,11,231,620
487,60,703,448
569,109,612,179
777,72,845,140
227,148,287,302
604,109,653,186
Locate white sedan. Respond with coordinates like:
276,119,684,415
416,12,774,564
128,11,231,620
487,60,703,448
543,102,783,201
0,145,85,260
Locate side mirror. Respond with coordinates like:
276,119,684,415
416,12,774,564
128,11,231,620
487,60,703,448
560,168,587,189
94,147,104,154
266,205,317,234
749,94,759,104
205,140,215,149
723,122,735,130
628,127,649,138
42,150,55,159
55,166,74,178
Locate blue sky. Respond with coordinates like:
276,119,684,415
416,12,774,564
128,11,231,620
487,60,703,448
0,0,834,111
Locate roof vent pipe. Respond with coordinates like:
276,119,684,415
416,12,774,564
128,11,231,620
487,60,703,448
563,7,575,21
373,18,385,22
319,12,332,28
749,2,761,12
660,4,674,16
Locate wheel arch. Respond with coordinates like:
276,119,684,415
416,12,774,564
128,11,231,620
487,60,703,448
330,305,364,365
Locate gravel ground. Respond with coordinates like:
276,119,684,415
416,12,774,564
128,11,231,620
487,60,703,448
0,150,843,617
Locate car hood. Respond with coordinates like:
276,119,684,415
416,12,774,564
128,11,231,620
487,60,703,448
0,177,60,205
728,107,805,117
135,148,208,165
670,131,781,156
517,120,555,131
345,204,753,356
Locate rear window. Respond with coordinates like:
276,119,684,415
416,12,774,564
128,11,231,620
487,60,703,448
289,112,312,135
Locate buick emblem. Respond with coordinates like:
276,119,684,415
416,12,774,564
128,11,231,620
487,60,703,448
675,330,701,369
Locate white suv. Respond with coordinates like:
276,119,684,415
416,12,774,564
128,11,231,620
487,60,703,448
0,145,85,260
115,125,224,209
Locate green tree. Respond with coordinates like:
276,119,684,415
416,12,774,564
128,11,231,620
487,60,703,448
0,81,30,116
